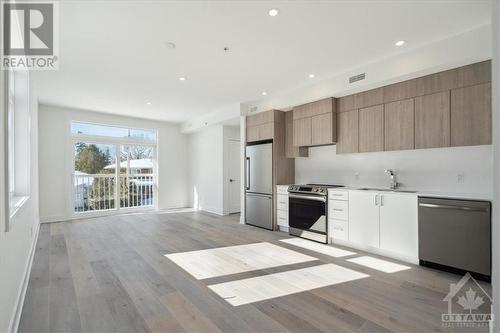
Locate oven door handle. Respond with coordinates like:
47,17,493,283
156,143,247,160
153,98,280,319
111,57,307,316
289,194,327,202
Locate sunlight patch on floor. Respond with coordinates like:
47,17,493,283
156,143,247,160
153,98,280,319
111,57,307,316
208,263,369,306
165,242,317,280
347,256,411,273
279,238,357,258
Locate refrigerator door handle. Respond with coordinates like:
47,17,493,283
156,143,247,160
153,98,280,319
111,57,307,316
245,157,250,190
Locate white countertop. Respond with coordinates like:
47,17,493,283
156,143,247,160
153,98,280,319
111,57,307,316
328,186,492,201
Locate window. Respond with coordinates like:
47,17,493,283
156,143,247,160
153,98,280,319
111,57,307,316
71,122,157,213
71,122,156,142
6,69,31,218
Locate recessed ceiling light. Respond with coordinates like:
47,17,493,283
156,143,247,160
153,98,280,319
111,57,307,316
268,8,279,17
395,40,406,47
308,74,315,79
146,102,152,105
179,76,186,81
262,91,268,96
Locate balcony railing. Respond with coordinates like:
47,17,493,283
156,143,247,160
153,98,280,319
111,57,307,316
74,173,154,213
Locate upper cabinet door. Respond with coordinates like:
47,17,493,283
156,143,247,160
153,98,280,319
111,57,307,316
354,87,383,109
293,117,312,147
383,80,417,104
311,113,333,146
359,104,384,153
415,91,451,149
451,83,492,147
336,110,358,154
285,111,308,158
384,98,415,151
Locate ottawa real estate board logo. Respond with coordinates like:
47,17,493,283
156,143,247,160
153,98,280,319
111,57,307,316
442,273,493,328
2,1,59,70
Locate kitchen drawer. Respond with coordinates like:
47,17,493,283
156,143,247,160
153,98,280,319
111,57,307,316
277,194,289,211
277,186,289,195
277,210,289,227
328,190,348,201
330,219,348,241
328,200,348,220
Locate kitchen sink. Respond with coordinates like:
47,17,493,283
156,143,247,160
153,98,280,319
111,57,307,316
358,188,417,193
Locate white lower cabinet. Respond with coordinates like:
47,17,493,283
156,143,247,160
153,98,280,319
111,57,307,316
379,193,418,261
327,189,349,242
348,190,380,248
347,190,418,264
276,186,289,230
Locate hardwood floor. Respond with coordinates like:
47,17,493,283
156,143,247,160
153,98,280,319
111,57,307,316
19,211,491,333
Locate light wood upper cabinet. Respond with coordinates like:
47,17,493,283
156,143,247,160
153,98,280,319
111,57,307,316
415,68,459,97
292,97,336,147
383,80,417,104
337,95,355,113
293,117,312,147
457,60,491,88
285,111,308,158
415,91,451,149
246,110,274,143
354,87,384,109
359,104,384,153
451,83,492,147
384,98,415,151
336,109,358,154
311,113,333,146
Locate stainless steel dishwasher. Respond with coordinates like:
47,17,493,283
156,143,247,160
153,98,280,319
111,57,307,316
418,197,491,281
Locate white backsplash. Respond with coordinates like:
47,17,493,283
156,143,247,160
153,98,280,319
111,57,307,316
295,145,493,197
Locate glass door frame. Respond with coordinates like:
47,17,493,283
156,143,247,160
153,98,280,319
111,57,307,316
70,133,157,217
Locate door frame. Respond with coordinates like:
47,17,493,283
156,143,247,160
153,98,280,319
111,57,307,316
224,138,241,215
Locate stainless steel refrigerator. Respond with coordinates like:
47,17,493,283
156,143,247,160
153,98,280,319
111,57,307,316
245,142,273,230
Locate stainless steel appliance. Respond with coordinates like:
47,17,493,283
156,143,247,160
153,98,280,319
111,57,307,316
418,197,491,281
245,142,273,230
288,184,344,243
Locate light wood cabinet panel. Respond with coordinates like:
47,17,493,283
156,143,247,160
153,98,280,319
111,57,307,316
246,125,260,142
309,98,334,117
451,83,492,146
285,111,308,158
383,79,417,103
259,122,274,141
338,95,355,113
293,118,312,147
457,60,491,88
415,91,451,149
359,104,384,153
415,68,458,96
293,103,310,120
246,110,274,127
384,98,415,151
354,87,383,109
336,110,358,154
311,113,333,145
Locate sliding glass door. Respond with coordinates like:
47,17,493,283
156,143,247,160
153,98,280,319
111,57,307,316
71,122,157,214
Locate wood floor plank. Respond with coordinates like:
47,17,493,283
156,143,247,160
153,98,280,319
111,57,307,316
48,233,83,333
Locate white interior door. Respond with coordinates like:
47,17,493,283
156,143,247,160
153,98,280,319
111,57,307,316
228,139,241,213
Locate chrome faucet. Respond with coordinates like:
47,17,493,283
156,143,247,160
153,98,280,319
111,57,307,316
384,169,399,190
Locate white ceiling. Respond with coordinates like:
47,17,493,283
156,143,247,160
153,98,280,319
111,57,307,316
34,0,492,124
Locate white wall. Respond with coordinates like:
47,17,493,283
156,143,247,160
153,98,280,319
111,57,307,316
188,125,224,214
38,104,189,222
0,76,40,332
188,124,240,215
296,144,493,198
491,0,499,331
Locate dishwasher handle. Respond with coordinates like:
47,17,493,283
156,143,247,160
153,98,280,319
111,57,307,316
419,203,489,213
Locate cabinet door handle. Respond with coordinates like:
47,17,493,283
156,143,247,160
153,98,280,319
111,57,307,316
374,195,379,206
380,195,384,207
333,208,344,211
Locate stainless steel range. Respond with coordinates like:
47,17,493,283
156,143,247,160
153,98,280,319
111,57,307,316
288,184,344,243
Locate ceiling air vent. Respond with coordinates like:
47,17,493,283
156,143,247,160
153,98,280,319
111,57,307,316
349,73,366,84
249,106,258,113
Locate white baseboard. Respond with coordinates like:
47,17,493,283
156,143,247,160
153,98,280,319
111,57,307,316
8,220,40,333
